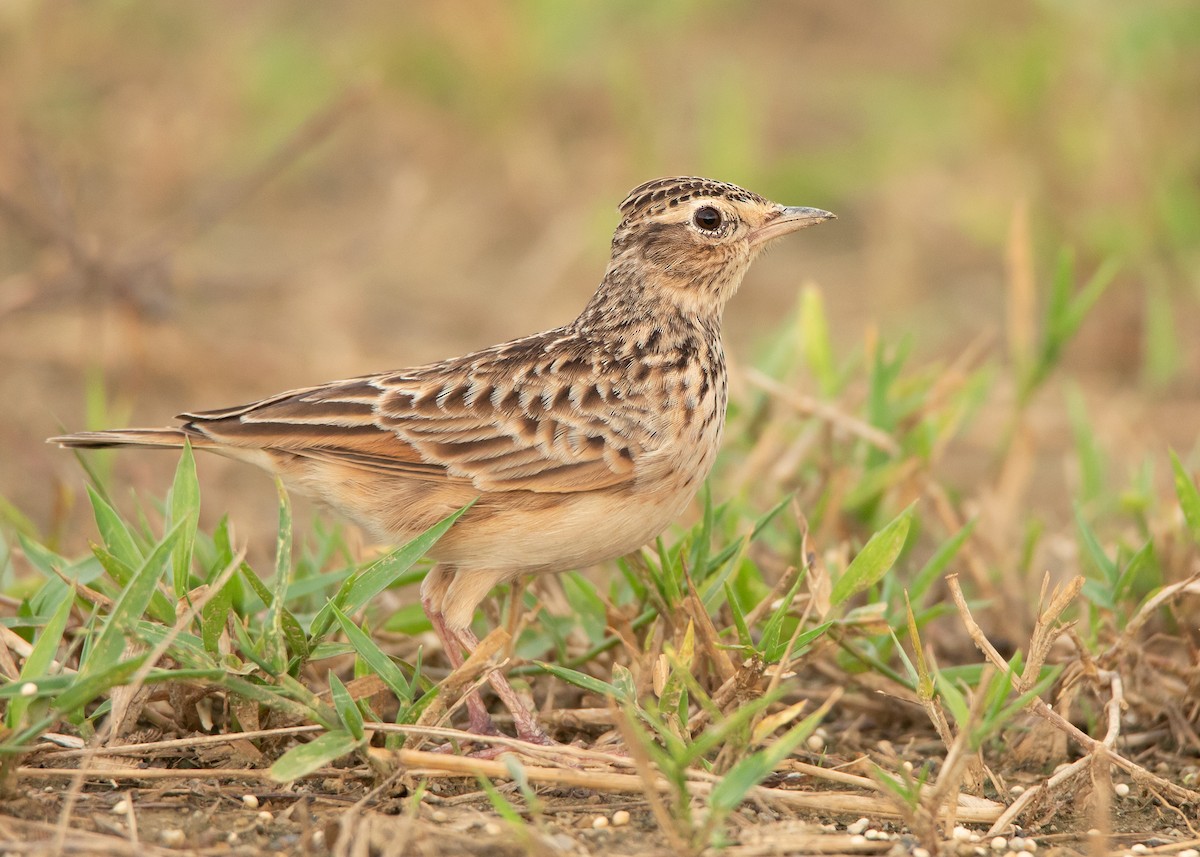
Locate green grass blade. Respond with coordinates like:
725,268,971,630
6,584,75,728
829,504,913,608
1171,451,1200,543
86,484,145,566
167,443,201,597
263,481,292,674
908,518,975,603
91,546,176,625
82,519,186,675
310,500,475,641
269,729,363,783
53,655,148,716
328,672,365,740
707,704,826,814
535,662,629,702
333,606,412,702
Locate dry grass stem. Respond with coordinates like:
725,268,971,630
948,573,1200,818
744,368,900,454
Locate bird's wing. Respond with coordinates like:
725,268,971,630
181,335,650,494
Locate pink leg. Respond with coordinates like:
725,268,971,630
422,596,498,736
454,626,553,745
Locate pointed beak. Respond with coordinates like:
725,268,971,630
750,205,836,247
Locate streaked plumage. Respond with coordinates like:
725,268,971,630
51,177,834,744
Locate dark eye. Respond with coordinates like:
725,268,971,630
693,206,722,231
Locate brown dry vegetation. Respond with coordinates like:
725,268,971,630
1,3,1199,856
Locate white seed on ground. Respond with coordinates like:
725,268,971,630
806,734,825,751
484,822,502,836
973,848,987,856
864,829,882,840
612,810,630,827
195,696,214,731
431,810,449,823
20,683,37,697
112,799,130,814
1177,850,1199,857
1024,841,1038,852
1017,851,1034,857
902,760,914,773
952,826,972,841
1130,845,1148,854
1010,785,1025,795
241,794,259,809
313,830,325,847
159,829,185,846
913,848,930,857
592,816,609,829
847,818,870,835
850,835,867,846
256,810,273,825
1114,783,1130,797
226,833,239,845
1010,837,1027,850
991,837,1008,851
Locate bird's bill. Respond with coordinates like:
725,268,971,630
750,205,836,247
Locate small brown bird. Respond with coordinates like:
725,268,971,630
51,177,833,744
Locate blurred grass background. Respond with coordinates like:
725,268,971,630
2,0,1197,552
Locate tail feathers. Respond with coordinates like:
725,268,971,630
49,427,205,450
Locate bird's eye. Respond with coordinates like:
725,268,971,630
693,206,723,231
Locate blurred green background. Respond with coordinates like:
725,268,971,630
2,1,1197,547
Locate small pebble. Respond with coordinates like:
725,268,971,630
1130,846,1148,854
847,818,870,835
913,849,930,857
952,826,972,842
991,837,1008,851
612,810,630,827
159,829,185,847
1178,850,1199,857
592,816,609,830
1114,783,1130,797
1086,829,1102,837
484,822,502,836
112,799,130,814
241,794,259,809
226,833,239,845
850,835,867,846
20,683,37,697
256,810,273,825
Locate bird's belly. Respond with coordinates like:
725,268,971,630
428,483,695,574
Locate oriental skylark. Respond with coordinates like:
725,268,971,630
51,177,834,744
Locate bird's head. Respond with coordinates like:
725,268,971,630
604,177,834,316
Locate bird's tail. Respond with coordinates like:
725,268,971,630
48,427,206,450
